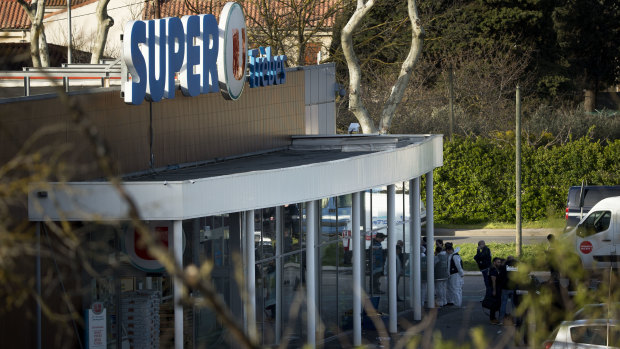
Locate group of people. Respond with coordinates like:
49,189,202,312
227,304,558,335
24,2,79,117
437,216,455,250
474,240,519,325
370,234,466,307
431,239,466,307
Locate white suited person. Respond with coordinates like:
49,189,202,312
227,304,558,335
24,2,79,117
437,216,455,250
445,243,465,307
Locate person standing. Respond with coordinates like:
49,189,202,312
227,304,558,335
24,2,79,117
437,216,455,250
371,233,386,294
498,256,517,325
488,257,503,324
474,240,492,295
434,246,448,307
445,243,464,307
435,239,444,251
385,244,405,301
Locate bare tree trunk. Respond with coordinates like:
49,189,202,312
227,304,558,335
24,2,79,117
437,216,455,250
610,91,620,110
341,0,424,134
91,0,114,64
341,0,377,134
378,0,424,134
584,89,596,113
154,0,160,19
39,27,50,67
18,0,48,67
30,22,42,67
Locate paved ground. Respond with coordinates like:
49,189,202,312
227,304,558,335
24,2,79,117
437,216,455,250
320,228,556,348
324,274,532,348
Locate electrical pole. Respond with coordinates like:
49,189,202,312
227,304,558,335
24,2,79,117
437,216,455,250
67,0,71,63
448,66,455,140
515,85,522,257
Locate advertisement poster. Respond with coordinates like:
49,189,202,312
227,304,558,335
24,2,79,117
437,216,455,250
88,302,106,349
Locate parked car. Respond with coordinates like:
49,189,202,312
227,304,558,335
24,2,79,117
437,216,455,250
571,196,620,269
572,303,620,321
543,319,620,348
565,185,620,232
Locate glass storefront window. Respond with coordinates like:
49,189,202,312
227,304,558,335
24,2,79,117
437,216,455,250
281,253,304,344
319,243,338,337
183,215,237,349
283,204,301,253
255,208,277,262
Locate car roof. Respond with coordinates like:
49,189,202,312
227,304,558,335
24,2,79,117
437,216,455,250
574,303,620,320
562,319,619,326
589,196,620,211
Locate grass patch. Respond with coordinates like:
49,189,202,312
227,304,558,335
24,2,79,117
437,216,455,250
455,242,548,271
436,217,566,230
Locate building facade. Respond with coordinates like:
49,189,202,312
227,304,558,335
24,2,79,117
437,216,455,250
1,19,442,347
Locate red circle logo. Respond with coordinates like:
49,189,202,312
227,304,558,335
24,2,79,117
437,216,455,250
580,241,593,254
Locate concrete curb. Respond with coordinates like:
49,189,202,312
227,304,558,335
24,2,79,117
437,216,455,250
433,227,559,237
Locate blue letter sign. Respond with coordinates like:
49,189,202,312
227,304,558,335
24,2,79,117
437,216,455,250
122,2,287,105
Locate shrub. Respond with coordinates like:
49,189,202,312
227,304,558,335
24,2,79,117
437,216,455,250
433,135,620,224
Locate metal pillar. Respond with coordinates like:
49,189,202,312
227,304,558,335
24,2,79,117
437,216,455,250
245,211,257,339
516,85,522,257
24,76,30,96
36,222,42,349
387,184,397,333
172,220,183,349
426,172,435,308
275,206,282,343
67,0,72,64
410,178,422,320
352,192,362,346
305,201,317,346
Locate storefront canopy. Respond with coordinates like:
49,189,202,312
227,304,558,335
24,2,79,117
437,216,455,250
28,134,442,221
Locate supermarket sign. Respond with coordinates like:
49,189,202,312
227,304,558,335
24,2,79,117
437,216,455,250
122,2,287,105
125,224,185,272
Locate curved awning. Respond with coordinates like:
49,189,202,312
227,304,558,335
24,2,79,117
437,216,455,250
28,134,443,221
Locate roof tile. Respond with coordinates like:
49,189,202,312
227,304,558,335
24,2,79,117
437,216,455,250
0,0,92,30
143,0,341,28
0,1,30,29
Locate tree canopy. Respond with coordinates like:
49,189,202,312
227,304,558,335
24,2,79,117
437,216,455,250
330,0,620,119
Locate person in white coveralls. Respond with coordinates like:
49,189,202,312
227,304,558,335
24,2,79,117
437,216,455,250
445,243,464,307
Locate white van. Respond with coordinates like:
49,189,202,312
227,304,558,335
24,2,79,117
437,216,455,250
573,196,620,269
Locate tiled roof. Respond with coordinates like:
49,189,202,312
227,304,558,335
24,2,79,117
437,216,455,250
0,1,30,29
0,0,92,30
143,0,342,28
0,42,92,69
45,0,90,7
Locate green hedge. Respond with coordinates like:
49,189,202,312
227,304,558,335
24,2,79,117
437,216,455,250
433,135,620,224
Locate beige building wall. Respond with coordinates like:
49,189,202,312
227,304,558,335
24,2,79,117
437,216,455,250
0,70,304,180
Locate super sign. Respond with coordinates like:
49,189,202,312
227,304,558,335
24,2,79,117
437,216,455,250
123,2,284,105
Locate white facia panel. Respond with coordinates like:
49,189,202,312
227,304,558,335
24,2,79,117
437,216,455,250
29,136,443,221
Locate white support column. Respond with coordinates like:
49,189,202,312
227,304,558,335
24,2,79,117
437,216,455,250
275,206,283,343
426,172,435,308
352,192,362,346
410,178,422,320
387,184,397,333
173,220,183,349
36,222,42,349
245,211,257,340
306,201,317,346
